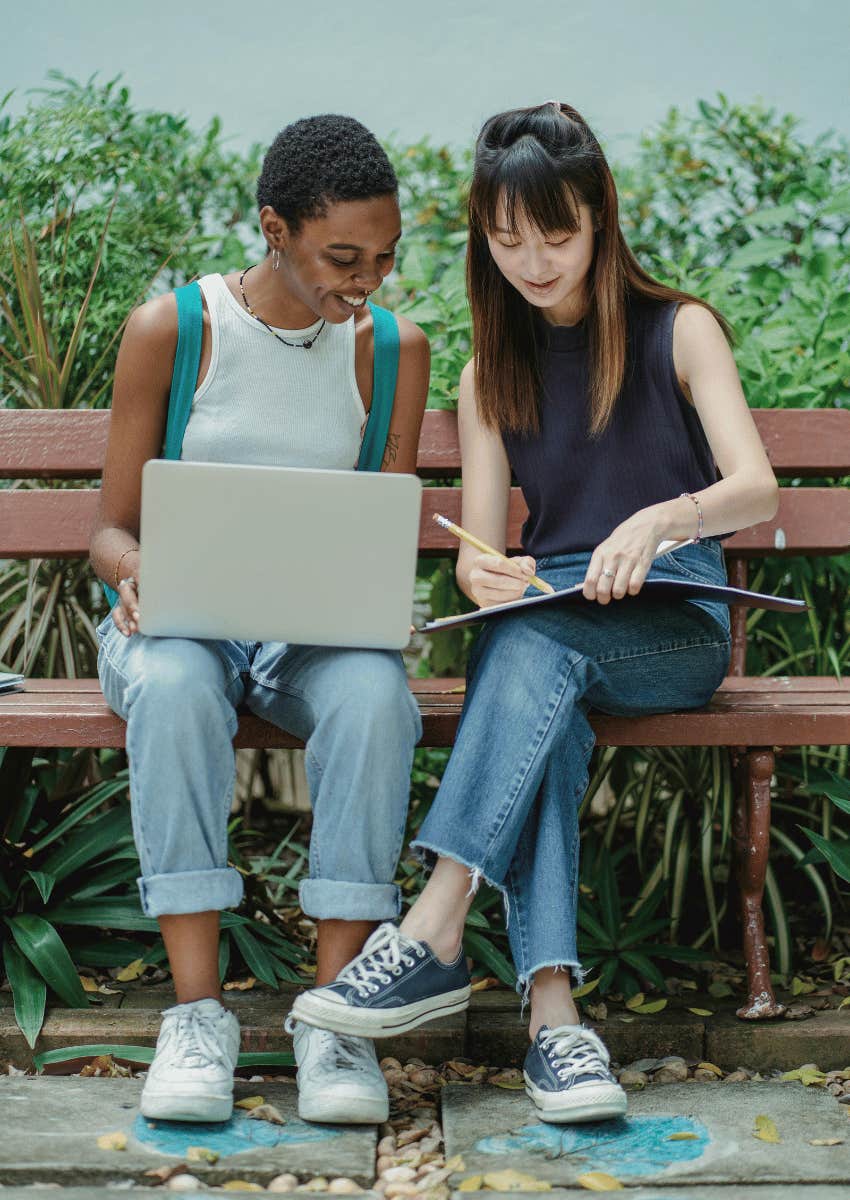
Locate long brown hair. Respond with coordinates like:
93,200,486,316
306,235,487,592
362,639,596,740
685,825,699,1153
467,102,733,436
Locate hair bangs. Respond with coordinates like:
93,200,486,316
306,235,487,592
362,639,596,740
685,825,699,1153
475,138,582,240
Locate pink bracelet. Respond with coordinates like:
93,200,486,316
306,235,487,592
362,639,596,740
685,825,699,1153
680,492,703,542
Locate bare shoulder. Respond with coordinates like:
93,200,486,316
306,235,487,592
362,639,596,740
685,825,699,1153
123,292,179,355
396,312,430,361
673,302,728,351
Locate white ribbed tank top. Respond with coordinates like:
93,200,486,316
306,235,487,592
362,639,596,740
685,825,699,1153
180,273,366,469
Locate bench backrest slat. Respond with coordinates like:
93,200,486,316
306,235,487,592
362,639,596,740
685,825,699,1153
2,486,848,559
1,408,849,479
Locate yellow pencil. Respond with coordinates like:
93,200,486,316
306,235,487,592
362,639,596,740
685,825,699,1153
433,513,555,595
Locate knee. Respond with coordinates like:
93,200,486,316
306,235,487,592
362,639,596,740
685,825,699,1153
126,640,231,724
329,652,421,742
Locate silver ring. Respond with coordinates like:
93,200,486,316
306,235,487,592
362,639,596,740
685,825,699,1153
602,568,615,578
118,576,136,588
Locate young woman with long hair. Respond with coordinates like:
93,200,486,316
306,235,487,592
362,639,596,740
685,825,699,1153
89,115,429,1126
290,102,778,1124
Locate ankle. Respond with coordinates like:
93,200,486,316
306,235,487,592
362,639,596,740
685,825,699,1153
399,913,463,964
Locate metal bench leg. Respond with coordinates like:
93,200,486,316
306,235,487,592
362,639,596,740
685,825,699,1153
733,747,786,1020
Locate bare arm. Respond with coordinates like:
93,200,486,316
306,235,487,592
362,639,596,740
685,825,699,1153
455,360,537,606
380,314,430,474
88,293,179,634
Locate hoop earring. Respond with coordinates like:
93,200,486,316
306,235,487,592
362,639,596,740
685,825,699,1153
272,248,281,271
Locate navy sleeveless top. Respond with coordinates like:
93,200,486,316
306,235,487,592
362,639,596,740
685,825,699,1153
501,298,719,557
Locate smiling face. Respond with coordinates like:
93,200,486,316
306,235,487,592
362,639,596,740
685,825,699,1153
485,192,597,324
264,193,402,323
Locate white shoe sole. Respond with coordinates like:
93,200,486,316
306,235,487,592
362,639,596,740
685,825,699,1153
291,985,472,1038
524,1074,628,1124
140,1087,234,1123
298,1090,389,1124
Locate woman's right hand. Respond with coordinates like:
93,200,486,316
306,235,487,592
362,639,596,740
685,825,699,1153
468,552,537,608
112,573,141,638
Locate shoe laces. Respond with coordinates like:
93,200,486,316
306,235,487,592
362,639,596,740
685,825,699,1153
336,923,427,999
540,1024,611,1084
160,1004,230,1069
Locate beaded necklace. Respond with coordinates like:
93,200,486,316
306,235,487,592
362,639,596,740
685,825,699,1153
239,265,327,349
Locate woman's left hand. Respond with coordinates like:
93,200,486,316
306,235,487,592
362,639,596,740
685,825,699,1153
583,507,665,604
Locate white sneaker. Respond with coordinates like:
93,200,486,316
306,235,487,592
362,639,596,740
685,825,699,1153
140,997,240,1122
287,1018,389,1124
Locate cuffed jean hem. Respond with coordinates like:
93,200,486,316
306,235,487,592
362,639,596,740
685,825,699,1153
137,867,244,919
298,878,402,921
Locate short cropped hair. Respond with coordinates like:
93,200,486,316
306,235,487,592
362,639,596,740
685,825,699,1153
256,114,398,232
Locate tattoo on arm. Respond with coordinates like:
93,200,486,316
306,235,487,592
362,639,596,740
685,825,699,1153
382,433,400,468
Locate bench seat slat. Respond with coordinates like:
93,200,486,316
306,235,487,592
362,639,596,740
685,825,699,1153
2,409,849,478
2,677,848,749
2,485,848,559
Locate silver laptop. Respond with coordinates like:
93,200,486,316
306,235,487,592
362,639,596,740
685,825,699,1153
138,460,422,649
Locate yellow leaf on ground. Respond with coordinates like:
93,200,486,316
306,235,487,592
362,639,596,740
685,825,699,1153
577,1172,623,1191
782,1067,826,1086
457,1176,482,1191
754,1115,781,1143
470,977,499,992
625,992,645,1011
688,1008,714,1016
79,975,99,993
221,1184,264,1193
809,1138,844,1146
667,1132,700,1141
235,1095,265,1110
187,1146,220,1163
838,996,850,1011
696,1062,723,1077
223,977,256,991
792,976,816,995
573,977,601,999
443,1156,465,1173
482,1169,550,1191
245,1103,286,1125
633,999,668,1015
115,958,146,982
96,1131,127,1151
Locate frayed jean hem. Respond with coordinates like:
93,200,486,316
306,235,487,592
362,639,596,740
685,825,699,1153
298,878,401,921
516,959,586,1017
137,867,244,918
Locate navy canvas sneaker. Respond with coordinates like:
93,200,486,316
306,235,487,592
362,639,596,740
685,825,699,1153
524,1024,627,1123
289,922,471,1037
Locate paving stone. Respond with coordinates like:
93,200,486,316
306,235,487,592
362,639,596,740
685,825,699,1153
449,1190,850,1199
705,1009,850,1072
443,1081,850,1188
466,1008,705,1068
0,1076,376,1188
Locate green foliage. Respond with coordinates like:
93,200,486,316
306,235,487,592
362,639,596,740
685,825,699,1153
0,71,262,409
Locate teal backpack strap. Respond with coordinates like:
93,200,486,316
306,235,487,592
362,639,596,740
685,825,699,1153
358,302,399,473
101,281,203,610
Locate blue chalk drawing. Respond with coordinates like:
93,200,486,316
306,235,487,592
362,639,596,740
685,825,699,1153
133,1110,341,1158
475,1114,709,1177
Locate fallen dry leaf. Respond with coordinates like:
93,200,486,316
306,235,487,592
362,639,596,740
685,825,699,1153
457,1177,482,1191
245,1103,286,1125
79,974,99,993
115,958,146,983
753,1115,781,1143
96,1131,127,1151
696,1062,723,1077
688,1007,714,1016
632,998,668,1015
809,1138,844,1146
470,977,499,993
585,1002,608,1021
838,996,850,1011
782,1067,826,1087
576,1172,623,1191
221,1184,264,1193
223,977,257,991
186,1145,220,1164
482,1169,551,1191
667,1132,700,1141
572,977,601,999
624,992,645,1011
792,976,816,996
784,1004,816,1021
235,1095,265,1110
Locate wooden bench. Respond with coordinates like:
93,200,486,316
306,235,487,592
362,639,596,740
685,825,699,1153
2,407,849,1019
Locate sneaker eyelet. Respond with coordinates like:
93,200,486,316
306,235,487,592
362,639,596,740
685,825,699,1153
369,984,379,994
417,949,426,958
392,966,402,976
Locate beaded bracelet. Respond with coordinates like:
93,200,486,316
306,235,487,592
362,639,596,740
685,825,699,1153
680,492,703,542
113,546,139,590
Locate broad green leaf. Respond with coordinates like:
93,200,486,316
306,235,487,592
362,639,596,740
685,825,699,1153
726,237,790,271
801,829,850,884
230,925,280,990
463,928,516,987
3,939,47,1048
6,915,89,1008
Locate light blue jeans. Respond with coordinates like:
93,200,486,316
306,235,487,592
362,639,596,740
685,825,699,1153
411,539,732,997
96,620,422,920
